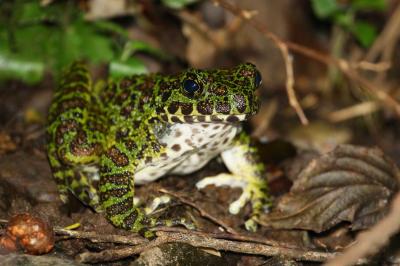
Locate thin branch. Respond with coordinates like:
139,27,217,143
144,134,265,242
277,43,308,125
76,230,346,264
54,228,148,245
153,227,290,248
327,101,380,122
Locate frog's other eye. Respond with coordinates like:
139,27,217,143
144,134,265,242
183,79,200,94
254,71,262,88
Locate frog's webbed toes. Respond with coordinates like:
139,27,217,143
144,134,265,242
143,196,196,231
196,173,247,190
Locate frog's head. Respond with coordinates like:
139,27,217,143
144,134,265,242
156,63,262,123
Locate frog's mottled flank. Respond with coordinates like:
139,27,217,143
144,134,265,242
47,61,269,233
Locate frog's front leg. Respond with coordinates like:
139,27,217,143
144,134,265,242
99,141,192,235
99,142,149,233
196,132,270,231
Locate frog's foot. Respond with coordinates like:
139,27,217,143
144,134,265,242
142,196,195,231
144,195,171,215
196,173,271,231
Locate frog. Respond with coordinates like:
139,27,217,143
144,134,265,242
47,61,269,234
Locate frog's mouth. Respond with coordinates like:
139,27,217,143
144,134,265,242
160,113,251,124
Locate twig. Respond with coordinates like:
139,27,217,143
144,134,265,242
76,230,346,264
325,192,400,266
54,228,148,245
212,0,400,119
158,188,239,234
277,43,308,125
154,226,290,248
365,3,400,62
327,101,380,122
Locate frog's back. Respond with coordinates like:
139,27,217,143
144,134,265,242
97,74,161,127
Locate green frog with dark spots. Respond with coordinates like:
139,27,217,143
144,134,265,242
47,62,269,234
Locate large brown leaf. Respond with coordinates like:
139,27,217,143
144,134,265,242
260,145,400,232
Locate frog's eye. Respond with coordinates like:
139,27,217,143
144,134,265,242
183,79,200,94
254,70,262,88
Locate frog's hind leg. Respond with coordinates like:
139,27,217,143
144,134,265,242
196,132,270,231
47,62,105,209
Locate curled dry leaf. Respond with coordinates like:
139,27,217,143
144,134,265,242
260,144,400,233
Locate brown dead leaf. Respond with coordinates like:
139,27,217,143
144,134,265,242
260,144,399,232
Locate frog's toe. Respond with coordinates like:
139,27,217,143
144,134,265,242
228,188,252,214
196,173,247,189
145,195,171,215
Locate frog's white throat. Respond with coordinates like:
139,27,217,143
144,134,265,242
134,122,241,184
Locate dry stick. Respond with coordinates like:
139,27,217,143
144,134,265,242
327,101,380,123
76,230,348,264
325,192,400,266
366,3,400,62
154,226,289,248
212,0,400,119
54,228,148,245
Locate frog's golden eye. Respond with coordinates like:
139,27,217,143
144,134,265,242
183,79,200,94
254,70,262,88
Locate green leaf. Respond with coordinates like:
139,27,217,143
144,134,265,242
92,20,129,38
333,11,354,28
311,0,340,18
161,0,198,9
109,58,148,78
0,53,44,84
351,21,377,47
121,40,170,61
351,0,387,11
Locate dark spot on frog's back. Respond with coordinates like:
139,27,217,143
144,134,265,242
168,101,179,114
161,90,172,102
116,92,129,104
210,86,226,96
106,146,129,167
116,128,129,139
233,94,246,113
216,101,230,114
197,101,213,115
57,98,86,114
120,105,133,118
180,102,193,115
